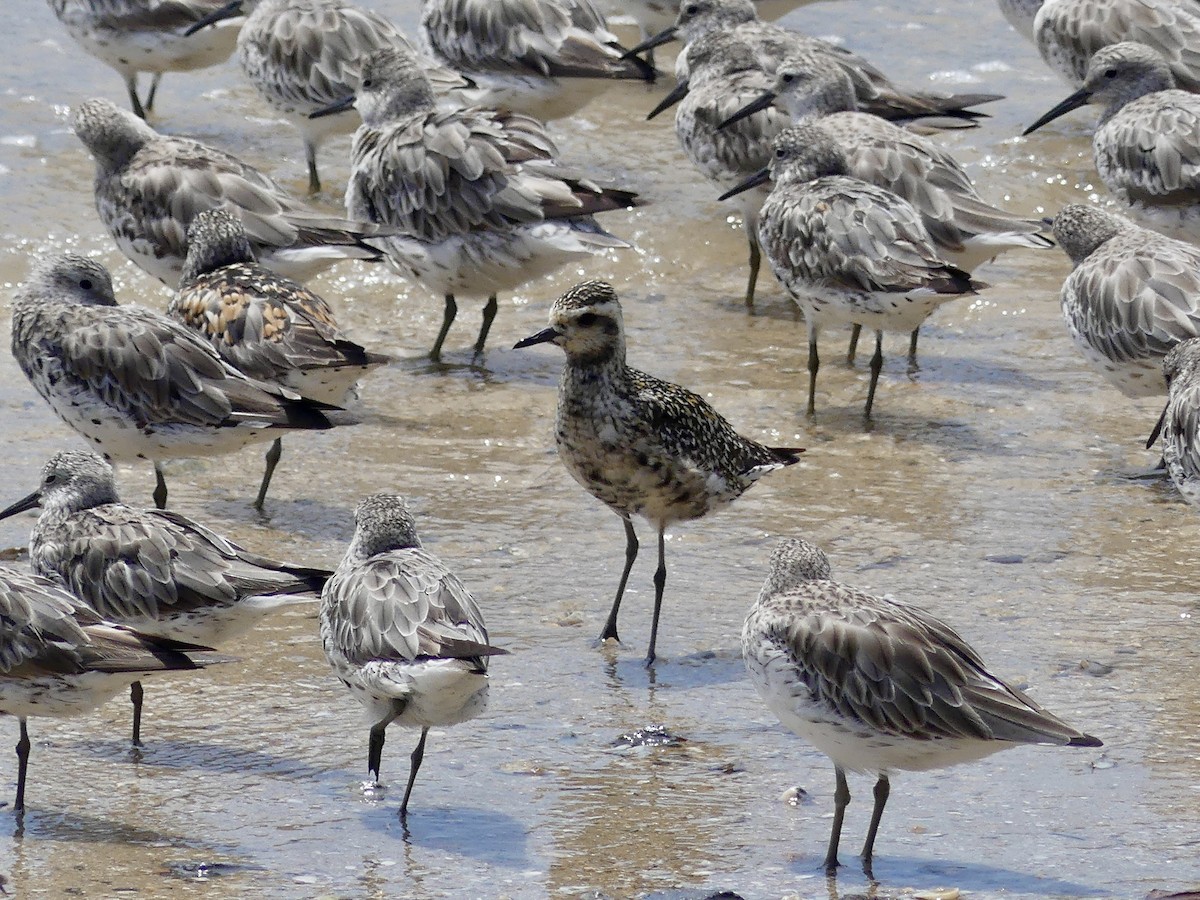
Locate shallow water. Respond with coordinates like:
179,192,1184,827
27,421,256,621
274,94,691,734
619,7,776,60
0,1,1198,898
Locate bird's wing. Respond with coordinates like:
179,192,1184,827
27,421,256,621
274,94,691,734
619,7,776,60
1096,93,1200,205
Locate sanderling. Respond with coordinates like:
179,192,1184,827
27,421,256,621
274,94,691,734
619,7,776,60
316,46,642,361
321,493,505,817
743,537,1102,878
719,49,1052,360
1024,42,1200,235
0,449,331,746
647,31,788,306
46,0,243,119
10,253,338,510
1000,0,1200,90
515,280,803,666
722,122,985,417
1053,203,1200,398
173,209,390,509
1150,338,1200,503
0,565,228,813
625,0,1002,126
72,97,390,286
184,0,474,194
419,0,657,122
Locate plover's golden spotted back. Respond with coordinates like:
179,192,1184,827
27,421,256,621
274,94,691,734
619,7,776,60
0,564,229,813
743,538,1102,878
174,209,390,509
0,450,331,745
321,493,505,817
515,280,803,665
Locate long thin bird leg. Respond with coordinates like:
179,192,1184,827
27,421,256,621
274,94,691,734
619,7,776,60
473,295,498,357
908,328,920,366
825,766,851,876
14,718,30,813
130,681,144,746
254,438,283,511
644,529,667,668
367,719,387,785
399,727,429,819
746,231,761,308
860,774,890,880
144,73,162,113
864,330,884,419
153,463,168,510
601,517,638,644
431,294,457,362
806,325,820,417
125,74,147,119
305,142,321,195
847,324,862,364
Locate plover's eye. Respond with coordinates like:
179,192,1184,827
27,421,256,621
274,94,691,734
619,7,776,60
79,279,93,290
1104,68,1118,79
577,313,598,327
43,473,57,485
781,73,794,84
684,3,698,14
775,147,786,158
361,78,373,89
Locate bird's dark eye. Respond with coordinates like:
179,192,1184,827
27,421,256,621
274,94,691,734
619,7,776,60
684,3,698,13
361,78,373,89
775,147,786,157
577,313,598,327
1104,68,1118,79
79,279,93,290
781,73,794,83
43,473,57,485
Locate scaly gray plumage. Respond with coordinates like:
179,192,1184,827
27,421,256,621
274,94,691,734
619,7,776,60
1151,338,1200,503
739,122,983,418
0,564,228,812
342,46,641,360
72,97,391,286
174,209,389,508
626,0,1002,125
1053,203,1200,397
321,493,504,817
514,280,802,665
671,32,789,306
46,0,243,118
1025,42,1200,234
0,450,330,745
743,537,1102,878
420,0,656,122
10,253,336,510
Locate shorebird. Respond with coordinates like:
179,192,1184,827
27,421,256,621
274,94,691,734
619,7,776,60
0,449,331,746
419,0,657,122
743,537,1102,878
514,280,803,666
72,97,390,286
184,0,474,194
998,0,1200,91
173,209,390,509
1052,203,1200,398
719,49,1052,360
1024,42,1200,235
600,0,813,40
317,46,643,361
46,0,244,119
321,493,505,817
0,565,229,813
1151,338,1200,503
647,31,788,307
10,253,338,510
722,123,985,417
625,0,1002,126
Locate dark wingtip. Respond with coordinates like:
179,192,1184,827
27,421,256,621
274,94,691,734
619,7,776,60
771,447,806,465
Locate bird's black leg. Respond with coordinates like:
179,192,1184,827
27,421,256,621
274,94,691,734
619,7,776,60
600,517,638,644
399,727,429,819
644,529,667,667
860,774,890,880
254,438,283,511
824,766,851,876
864,330,884,419
806,328,820,417
847,324,862,364
473,295,498,357
431,294,457,362
153,464,168,510
130,681,145,747
14,718,30,813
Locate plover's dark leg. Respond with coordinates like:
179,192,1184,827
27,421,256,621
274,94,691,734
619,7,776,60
907,328,920,366
806,328,820,417
144,74,162,113
130,681,145,746
644,529,667,667
399,727,430,819
745,232,761,308
254,438,284,511
600,517,638,644
847,324,862,364
473,295,498,357
861,774,890,880
305,142,321,195
14,718,30,813
125,74,147,119
824,766,851,875
153,463,168,510
368,719,387,785
864,330,884,418
431,294,457,361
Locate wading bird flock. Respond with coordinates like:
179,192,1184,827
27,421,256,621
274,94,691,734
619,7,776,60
10,0,1200,885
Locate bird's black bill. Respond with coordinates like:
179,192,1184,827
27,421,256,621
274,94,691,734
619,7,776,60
622,26,677,59
717,90,776,130
0,489,41,521
1147,404,1168,450
309,95,356,119
1022,88,1092,136
513,327,560,349
718,168,770,201
647,80,689,120
183,0,242,36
